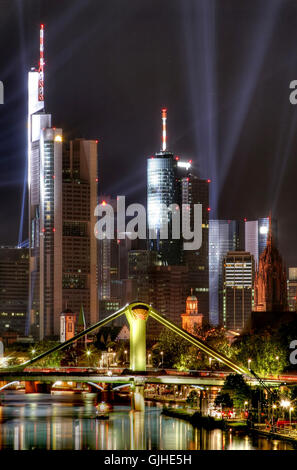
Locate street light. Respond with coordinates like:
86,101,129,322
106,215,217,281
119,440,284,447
124,350,128,363
280,399,291,421
160,351,164,368
148,353,151,367
290,407,294,426
272,404,277,425
248,358,251,369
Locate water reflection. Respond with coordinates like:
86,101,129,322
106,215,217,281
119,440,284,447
0,393,294,450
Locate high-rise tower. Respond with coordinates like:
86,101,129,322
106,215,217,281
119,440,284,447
147,109,190,265
28,25,63,339
28,28,98,338
182,174,210,320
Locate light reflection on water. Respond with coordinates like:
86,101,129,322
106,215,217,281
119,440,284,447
0,393,294,450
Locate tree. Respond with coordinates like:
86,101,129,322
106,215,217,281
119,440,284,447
186,390,200,407
222,374,251,409
232,333,286,376
154,328,190,368
215,392,233,410
29,341,62,367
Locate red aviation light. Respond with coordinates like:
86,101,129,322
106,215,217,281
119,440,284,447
244,218,247,222
207,207,211,212
161,108,167,151
207,179,211,183
53,228,56,232
189,160,192,164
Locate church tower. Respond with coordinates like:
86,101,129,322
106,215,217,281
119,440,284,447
253,215,287,312
181,290,203,335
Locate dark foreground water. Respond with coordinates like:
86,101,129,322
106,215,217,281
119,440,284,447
0,392,294,450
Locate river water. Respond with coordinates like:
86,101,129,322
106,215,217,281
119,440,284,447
0,392,294,450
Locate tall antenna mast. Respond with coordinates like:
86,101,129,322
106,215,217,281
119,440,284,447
161,107,167,151
38,24,44,102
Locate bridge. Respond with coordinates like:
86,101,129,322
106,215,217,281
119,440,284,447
0,302,293,409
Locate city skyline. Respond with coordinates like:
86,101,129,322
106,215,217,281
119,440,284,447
1,0,297,268
2,1,297,455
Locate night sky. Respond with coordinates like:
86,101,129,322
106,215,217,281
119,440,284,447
1,0,297,265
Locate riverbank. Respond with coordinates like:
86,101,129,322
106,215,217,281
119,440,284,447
162,407,232,430
250,425,297,445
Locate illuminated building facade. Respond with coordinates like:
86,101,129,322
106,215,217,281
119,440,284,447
60,308,76,342
181,292,203,335
209,220,242,326
253,220,288,312
147,109,191,266
147,151,182,265
182,174,210,320
147,265,188,338
62,139,98,327
0,247,29,335
223,251,254,332
245,217,277,266
28,28,98,338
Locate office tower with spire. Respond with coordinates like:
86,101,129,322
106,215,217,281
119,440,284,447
28,25,63,339
253,217,287,312
147,109,190,265
28,27,98,339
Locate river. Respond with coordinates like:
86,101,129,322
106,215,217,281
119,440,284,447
0,392,294,450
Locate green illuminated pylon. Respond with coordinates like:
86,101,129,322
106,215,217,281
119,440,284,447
125,303,149,371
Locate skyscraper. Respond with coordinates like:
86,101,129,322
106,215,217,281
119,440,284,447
182,174,210,320
223,251,254,332
147,109,189,266
28,26,58,338
62,139,98,327
0,247,29,335
244,217,277,266
28,27,98,338
209,220,243,326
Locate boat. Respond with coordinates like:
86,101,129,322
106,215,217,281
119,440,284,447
95,401,109,419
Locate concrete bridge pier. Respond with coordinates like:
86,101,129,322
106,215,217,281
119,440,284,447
25,381,51,393
200,390,209,416
131,384,145,412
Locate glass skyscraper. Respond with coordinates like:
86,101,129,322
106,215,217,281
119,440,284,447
147,152,182,265
209,220,242,325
